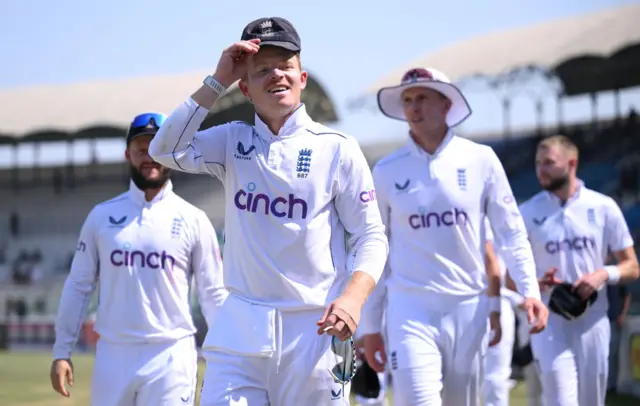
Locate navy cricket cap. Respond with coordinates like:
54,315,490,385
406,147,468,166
125,113,166,146
241,17,301,52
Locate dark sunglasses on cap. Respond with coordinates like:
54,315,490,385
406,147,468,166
126,112,167,144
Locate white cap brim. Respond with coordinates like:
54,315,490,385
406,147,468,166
377,81,472,127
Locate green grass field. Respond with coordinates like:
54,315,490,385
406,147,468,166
0,351,637,405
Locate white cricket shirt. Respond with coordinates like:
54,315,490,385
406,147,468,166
519,181,634,316
53,180,226,360
360,133,540,334
149,99,388,310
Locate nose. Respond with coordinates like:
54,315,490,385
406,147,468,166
408,101,421,114
269,68,284,80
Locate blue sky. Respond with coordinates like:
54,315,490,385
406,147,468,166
1,0,638,167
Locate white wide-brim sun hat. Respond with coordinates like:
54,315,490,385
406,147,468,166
377,67,472,128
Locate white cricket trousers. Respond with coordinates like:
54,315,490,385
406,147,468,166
90,335,198,406
199,308,350,406
386,292,490,406
483,297,516,406
530,312,610,406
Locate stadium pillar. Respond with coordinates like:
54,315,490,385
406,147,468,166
535,99,544,135
66,139,75,189
502,98,512,138
33,141,41,183
11,141,19,191
590,93,598,130
90,138,98,178
556,93,564,132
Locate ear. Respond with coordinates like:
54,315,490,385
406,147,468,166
238,80,250,98
568,157,578,171
300,70,308,91
443,98,452,114
124,148,132,164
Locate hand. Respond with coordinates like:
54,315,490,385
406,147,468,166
573,269,608,300
50,358,74,397
617,314,626,328
488,312,502,347
522,297,549,334
538,267,562,292
363,333,387,373
316,295,362,342
213,39,261,87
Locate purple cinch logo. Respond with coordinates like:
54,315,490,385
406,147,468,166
110,243,175,270
545,236,596,254
234,182,308,219
360,189,376,203
408,207,469,229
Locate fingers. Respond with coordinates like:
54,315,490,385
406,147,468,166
366,348,386,373
572,275,584,288
317,312,338,335
528,303,548,334
316,305,333,327
51,370,69,397
530,320,545,334
527,304,535,325
326,318,350,341
363,334,387,373
488,330,502,347
224,40,260,58
67,367,74,388
573,279,595,300
332,320,347,336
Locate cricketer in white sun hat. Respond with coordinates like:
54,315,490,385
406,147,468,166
377,67,472,127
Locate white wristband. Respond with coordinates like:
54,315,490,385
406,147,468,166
605,265,621,284
203,75,227,95
488,296,501,313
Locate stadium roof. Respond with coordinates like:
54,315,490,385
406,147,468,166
0,71,338,144
365,4,640,98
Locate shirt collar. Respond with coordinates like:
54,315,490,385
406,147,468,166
254,103,312,140
407,129,455,159
543,178,585,206
128,179,173,206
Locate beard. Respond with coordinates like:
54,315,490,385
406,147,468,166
541,172,570,192
130,164,170,190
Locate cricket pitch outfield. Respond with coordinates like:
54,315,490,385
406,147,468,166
0,351,637,405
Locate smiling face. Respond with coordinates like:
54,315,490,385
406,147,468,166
239,46,308,122
125,135,170,189
401,87,451,134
